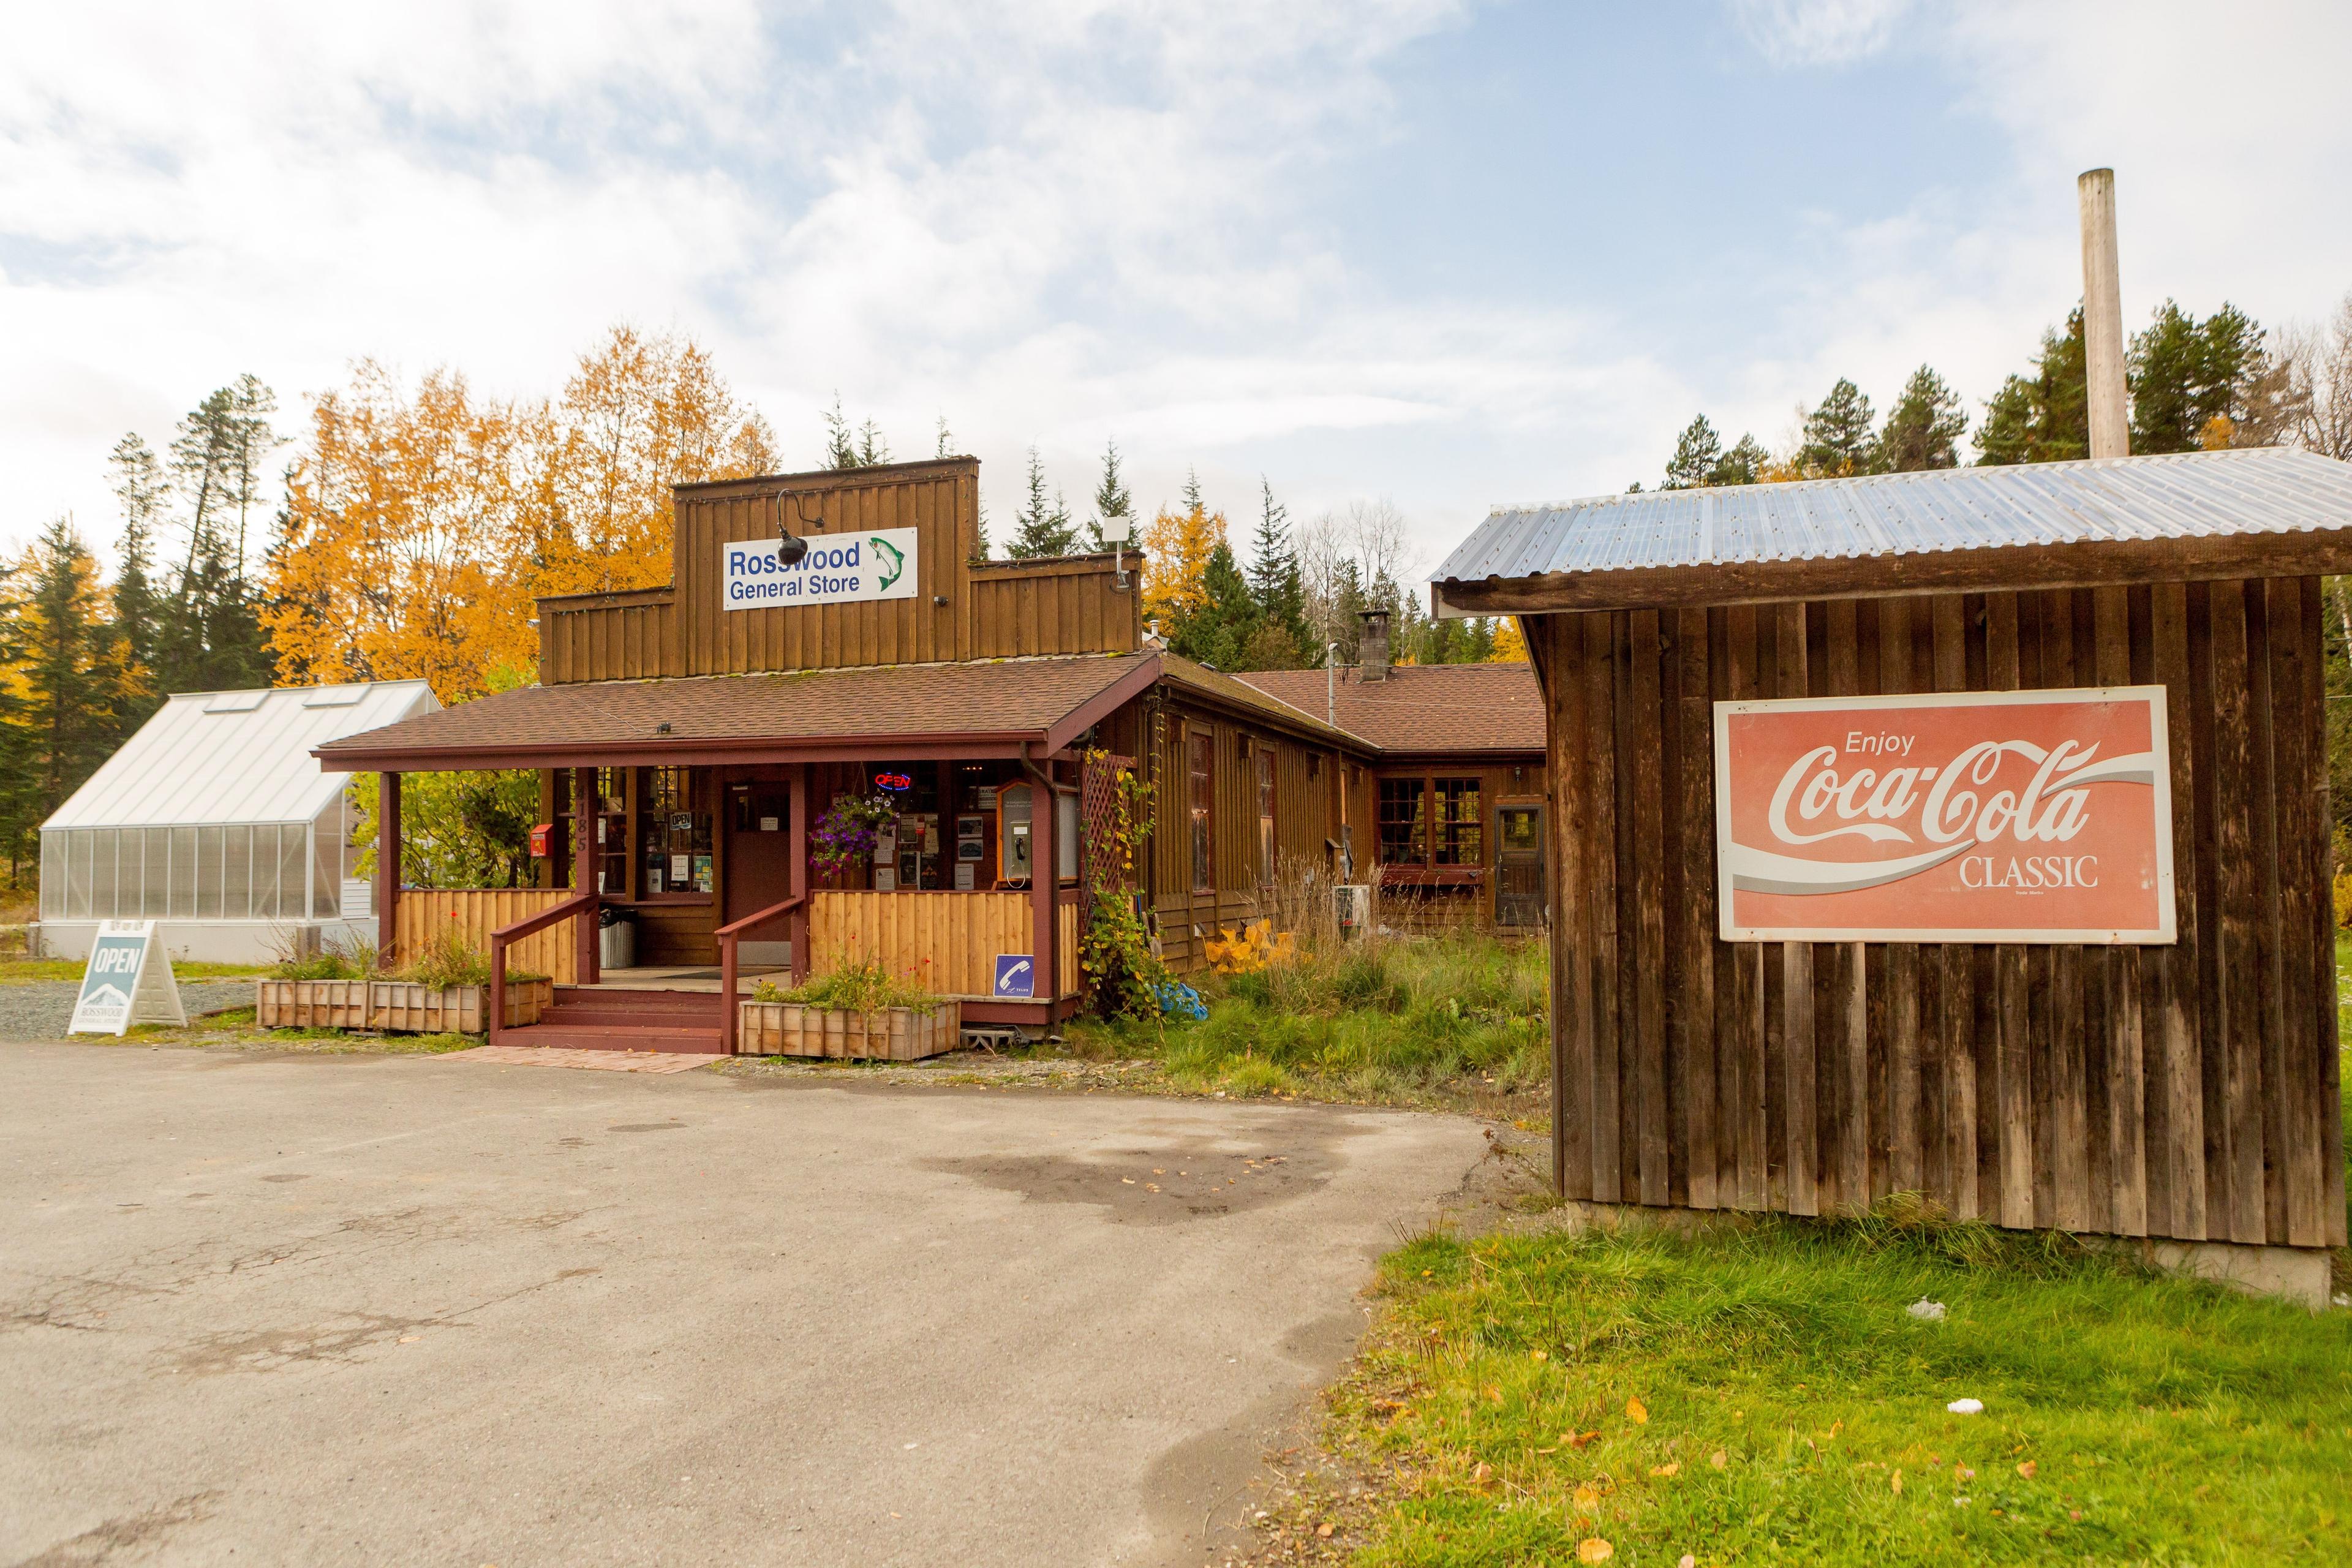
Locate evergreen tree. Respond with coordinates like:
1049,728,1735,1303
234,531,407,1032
1976,307,2089,465
1167,539,1263,669
2130,301,2266,454
1798,379,1882,476
15,519,131,831
155,381,276,693
1716,433,1770,485
821,394,889,469
1007,447,1080,558
1879,365,1968,472
1662,415,1723,489
1089,439,1133,549
1243,477,1311,666
107,435,167,706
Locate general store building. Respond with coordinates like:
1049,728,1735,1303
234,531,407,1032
316,457,1544,1053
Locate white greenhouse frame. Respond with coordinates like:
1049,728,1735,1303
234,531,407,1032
35,680,438,962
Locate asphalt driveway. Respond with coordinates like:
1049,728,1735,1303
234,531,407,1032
0,1044,1488,1567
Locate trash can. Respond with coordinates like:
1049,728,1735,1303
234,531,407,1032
597,906,635,970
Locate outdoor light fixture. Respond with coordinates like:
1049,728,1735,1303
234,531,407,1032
775,489,827,566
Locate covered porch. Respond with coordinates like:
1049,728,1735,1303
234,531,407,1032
315,657,1152,1051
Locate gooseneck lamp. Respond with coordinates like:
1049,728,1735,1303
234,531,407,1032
775,490,826,565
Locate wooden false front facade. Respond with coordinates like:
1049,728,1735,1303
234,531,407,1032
1518,581,2346,1251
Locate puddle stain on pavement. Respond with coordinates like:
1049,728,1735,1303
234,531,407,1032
922,1134,1339,1226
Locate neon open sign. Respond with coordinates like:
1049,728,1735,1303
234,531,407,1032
875,773,913,792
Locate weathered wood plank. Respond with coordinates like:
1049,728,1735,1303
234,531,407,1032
2093,584,2149,1236
1630,610,1670,1205
1983,592,2034,1228
1774,601,1817,1216
2265,577,2325,1246
1586,611,1623,1201
2204,581,2269,1243
1679,606,1718,1210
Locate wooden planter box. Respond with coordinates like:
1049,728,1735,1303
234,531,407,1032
738,999,962,1061
255,977,551,1033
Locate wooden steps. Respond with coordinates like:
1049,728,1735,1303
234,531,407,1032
499,986,728,1054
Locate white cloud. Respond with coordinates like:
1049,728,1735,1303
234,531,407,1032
2,0,2348,594
1729,0,1913,67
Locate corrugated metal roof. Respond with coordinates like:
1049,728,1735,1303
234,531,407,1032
1432,448,2352,587
44,681,439,830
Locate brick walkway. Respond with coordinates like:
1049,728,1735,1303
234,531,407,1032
443,1044,723,1074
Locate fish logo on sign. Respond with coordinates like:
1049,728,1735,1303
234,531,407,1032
870,537,905,591
993,955,1035,998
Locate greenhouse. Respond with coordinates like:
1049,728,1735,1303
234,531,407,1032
36,680,439,963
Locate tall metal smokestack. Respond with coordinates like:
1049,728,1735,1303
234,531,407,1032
2078,168,2130,459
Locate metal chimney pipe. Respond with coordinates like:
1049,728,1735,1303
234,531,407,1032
2078,168,2130,459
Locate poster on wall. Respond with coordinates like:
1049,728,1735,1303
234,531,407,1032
1713,687,2176,944
723,527,919,611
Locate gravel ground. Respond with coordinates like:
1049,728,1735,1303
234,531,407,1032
0,979,255,1041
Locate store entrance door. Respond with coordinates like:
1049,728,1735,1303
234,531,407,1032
724,778,795,965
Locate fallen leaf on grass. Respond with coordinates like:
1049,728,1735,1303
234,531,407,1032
1316,1523,1334,1539
1710,1450,1727,1470
1627,1396,1649,1424
2016,1460,2037,1479
1573,1483,1602,1511
1472,1462,1493,1485
1531,1349,1547,1361
1651,1462,1680,1477
1564,1430,1600,1450
1485,1384,1505,1404
1891,1469,1903,1494
1678,1556,1695,1568
1576,1539,1614,1563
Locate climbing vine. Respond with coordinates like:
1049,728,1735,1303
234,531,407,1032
1079,754,1168,1020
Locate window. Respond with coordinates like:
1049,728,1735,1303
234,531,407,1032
1378,776,1486,868
1256,746,1277,884
639,767,712,895
1188,731,1213,892
1376,778,1426,865
1433,778,1483,866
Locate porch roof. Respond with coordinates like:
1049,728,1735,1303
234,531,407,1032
315,654,1162,771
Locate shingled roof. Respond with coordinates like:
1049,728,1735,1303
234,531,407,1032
1232,662,1544,755
316,650,1369,772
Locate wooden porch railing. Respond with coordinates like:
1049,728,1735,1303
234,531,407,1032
394,889,582,983
715,893,806,1057
488,894,595,1045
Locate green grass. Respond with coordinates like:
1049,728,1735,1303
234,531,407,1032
1327,1211,2352,1566
1066,932,1550,1107
0,957,270,984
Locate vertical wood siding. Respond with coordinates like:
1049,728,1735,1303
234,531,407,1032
1524,580,2345,1248
536,461,1141,682
394,889,581,984
808,890,1079,998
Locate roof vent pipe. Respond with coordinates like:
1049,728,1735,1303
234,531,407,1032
2078,168,2130,459
1358,609,1391,684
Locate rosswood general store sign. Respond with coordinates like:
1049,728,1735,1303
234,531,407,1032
723,527,920,610
1714,687,2176,943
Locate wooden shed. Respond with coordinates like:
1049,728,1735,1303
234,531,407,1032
1432,448,2352,1292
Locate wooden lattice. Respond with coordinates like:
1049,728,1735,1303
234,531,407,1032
1080,752,1136,892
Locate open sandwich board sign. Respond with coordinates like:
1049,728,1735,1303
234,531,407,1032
67,920,189,1036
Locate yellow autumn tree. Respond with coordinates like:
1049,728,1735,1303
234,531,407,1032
1140,476,1224,632
268,362,528,699
268,326,778,700
521,325,778,598
1488,616,1528,662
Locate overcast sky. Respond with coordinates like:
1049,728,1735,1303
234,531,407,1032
4,0,2348,578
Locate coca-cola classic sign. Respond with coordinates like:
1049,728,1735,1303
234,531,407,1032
1714,687,2176,943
